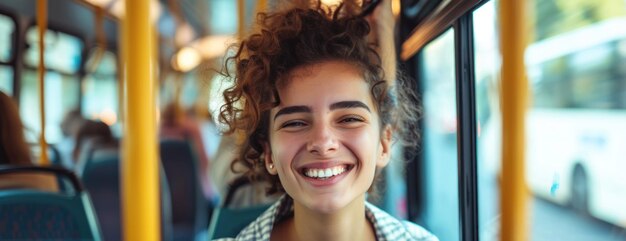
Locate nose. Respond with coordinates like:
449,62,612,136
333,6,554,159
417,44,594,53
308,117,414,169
307,123,338,155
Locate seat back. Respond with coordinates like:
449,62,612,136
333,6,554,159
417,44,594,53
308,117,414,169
0,165,102,241
207,175,271,239
159,139,207,241
207,205,270,239
81,152,122,241
80,147,174,241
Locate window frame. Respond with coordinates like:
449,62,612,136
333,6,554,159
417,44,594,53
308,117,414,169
400,0,492,240
0,8,19,96
21,21,88,110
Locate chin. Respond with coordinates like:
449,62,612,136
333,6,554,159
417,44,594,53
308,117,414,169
302,194,352,214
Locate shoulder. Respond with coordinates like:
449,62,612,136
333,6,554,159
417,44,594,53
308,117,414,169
365,202,439,241
400,221,439,241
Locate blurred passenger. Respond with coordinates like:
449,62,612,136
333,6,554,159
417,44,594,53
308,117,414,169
191,104,222,162
72,120,115,166
57,109,86,168
0,91,56,191
160,102,216,202
0,91,31,165
213,1,436,240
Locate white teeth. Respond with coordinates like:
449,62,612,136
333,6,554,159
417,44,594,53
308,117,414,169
304,166,347,179
324,169,332,177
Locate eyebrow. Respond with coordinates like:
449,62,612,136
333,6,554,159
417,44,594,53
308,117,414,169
273,101,371,121
330,101,371,112
273,106,311,121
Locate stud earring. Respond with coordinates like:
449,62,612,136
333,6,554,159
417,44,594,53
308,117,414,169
269,163,274,170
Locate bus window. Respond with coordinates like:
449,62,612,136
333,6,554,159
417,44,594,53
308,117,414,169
418,28,460,241
473,1,501,240
0,65,12,95
524,0,626,240
0,14,13,62
82,50,119,129
24,28,83,74
0,14,15,94
19,28,82,144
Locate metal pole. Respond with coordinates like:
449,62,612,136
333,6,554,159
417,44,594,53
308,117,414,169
499,0,529,240
238,0,245,39
36,0,49,165
122,0,160,240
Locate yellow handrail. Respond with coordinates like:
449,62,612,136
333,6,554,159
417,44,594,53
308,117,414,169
122,0,160,240
499,0,529,240
37,0,49,165
237,0,245,39
254,0,268,17
86,7,106,74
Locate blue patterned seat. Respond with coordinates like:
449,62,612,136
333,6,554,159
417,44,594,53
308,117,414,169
79,142,174,241
0,165,102,241
159,139,209,241
207,175,271,240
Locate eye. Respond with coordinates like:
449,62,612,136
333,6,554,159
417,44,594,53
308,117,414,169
280,120,308,129
338,115,365,124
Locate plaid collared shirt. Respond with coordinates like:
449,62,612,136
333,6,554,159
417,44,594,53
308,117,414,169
214,195,438,241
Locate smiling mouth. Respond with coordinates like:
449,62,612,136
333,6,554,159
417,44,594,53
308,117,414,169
300,164,354,180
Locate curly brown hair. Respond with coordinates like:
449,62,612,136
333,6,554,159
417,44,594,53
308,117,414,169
218,2,420,195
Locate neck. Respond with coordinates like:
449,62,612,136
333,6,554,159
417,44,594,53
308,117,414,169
287,196,376,241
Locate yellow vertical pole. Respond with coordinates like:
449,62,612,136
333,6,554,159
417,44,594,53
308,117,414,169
499,0,529,240
118,22,126,130
237,0,245,39
36,0,49,165
254,0,268,17
122,0,160,240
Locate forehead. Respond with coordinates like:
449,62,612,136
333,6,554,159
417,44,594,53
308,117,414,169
277,61,372,105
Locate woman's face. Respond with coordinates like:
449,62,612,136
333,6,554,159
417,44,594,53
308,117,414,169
265,60,392,214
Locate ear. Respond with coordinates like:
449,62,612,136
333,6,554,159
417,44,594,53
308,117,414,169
376,125,393,168
264,142,278,175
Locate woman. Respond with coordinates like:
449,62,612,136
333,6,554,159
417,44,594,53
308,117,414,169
216,0,436,240
160,102,217,201
0,91,31,165
0,91,56,191
72,119,115,164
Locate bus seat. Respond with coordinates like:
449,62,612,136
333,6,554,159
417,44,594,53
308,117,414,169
0,165,102,241
207,204,271,239
80,148,174,241
207,175,271,239
159,139,208,241
75,137,117,176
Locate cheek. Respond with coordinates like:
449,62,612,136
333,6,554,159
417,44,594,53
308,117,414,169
344,129,381,161
269,133,299,165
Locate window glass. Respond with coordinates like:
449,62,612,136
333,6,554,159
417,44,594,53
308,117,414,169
82,50,119,127
24,27,83,74
0,14,15,62
525,0,626,240
19,70,80,144
0,65,13,95
210,0,237,35
473,1,502,240
418,29,460,241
